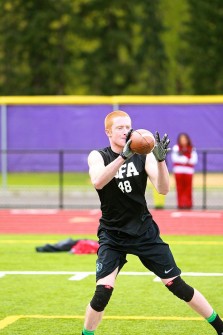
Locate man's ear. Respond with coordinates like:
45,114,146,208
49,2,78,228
105,128,112,137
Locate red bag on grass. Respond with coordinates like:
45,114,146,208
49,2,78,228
70,239,99,254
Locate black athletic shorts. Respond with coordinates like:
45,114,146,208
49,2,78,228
95,220,181,282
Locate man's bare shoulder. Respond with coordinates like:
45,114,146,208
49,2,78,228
88,150,104,165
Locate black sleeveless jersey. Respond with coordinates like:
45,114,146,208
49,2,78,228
96,147,153,237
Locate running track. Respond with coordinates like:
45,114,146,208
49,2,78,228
0,209,222,235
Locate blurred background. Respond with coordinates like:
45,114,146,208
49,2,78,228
1,0,223,96
0,0,223,209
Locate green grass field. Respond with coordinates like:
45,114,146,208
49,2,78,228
0,234,223,334
0,172,91,187
1,172,223,189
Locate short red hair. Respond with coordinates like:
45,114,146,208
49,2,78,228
104,110,130,130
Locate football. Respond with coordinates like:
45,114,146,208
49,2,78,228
130,129,155,155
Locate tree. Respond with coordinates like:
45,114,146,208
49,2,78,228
159,0,191,94
72,0,167,95
0,0,168,95
182,0,223,94
0,0,74,95
130,0,167,94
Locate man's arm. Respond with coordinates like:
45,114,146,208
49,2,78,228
145,131,171,195
145,153,170,195
88,150,126,190
88,132,134,190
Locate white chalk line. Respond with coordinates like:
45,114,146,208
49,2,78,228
0,271,223,281
171,211,222,218
1,240,223,245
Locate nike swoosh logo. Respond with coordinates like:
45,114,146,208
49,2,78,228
164,267,174,274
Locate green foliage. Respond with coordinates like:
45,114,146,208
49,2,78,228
73,0,167,95
182,0,223,94
0,0,74,95
0,0,167,95
160,0,191,94
0,0,222,95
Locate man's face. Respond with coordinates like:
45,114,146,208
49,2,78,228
106,116,132,148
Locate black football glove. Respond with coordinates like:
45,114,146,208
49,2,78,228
120,128,134,160
152,131,171,162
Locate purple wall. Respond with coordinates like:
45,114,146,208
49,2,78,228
121,104,223,172
1,103,223,172
7,105,111,150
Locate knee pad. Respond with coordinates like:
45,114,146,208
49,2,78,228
90,285,114,312
165,276,194,302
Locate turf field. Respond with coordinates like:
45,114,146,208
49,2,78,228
1,172,223,189
0,231,223,335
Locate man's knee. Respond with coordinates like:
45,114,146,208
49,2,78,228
90,285,114,312
165,276,194,302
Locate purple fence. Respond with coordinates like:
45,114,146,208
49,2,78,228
1,102,223,172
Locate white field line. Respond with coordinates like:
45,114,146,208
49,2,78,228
1,240,223,245
171,211,222,218
0,271,223,281
10,209,59,214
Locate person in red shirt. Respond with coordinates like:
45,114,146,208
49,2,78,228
171,133,198,209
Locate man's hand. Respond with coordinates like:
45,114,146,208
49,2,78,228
153,131,171,162
120,128,134,160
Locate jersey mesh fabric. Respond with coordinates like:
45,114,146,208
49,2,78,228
96,147,153,237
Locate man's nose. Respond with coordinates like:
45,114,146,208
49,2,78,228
124,128,129,135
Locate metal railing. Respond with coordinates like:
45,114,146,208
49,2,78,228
0,149,223,209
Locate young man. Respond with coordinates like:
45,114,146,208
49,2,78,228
81,110,223,335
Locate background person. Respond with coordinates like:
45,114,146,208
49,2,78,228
171,133,198,209
81,111,223,335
